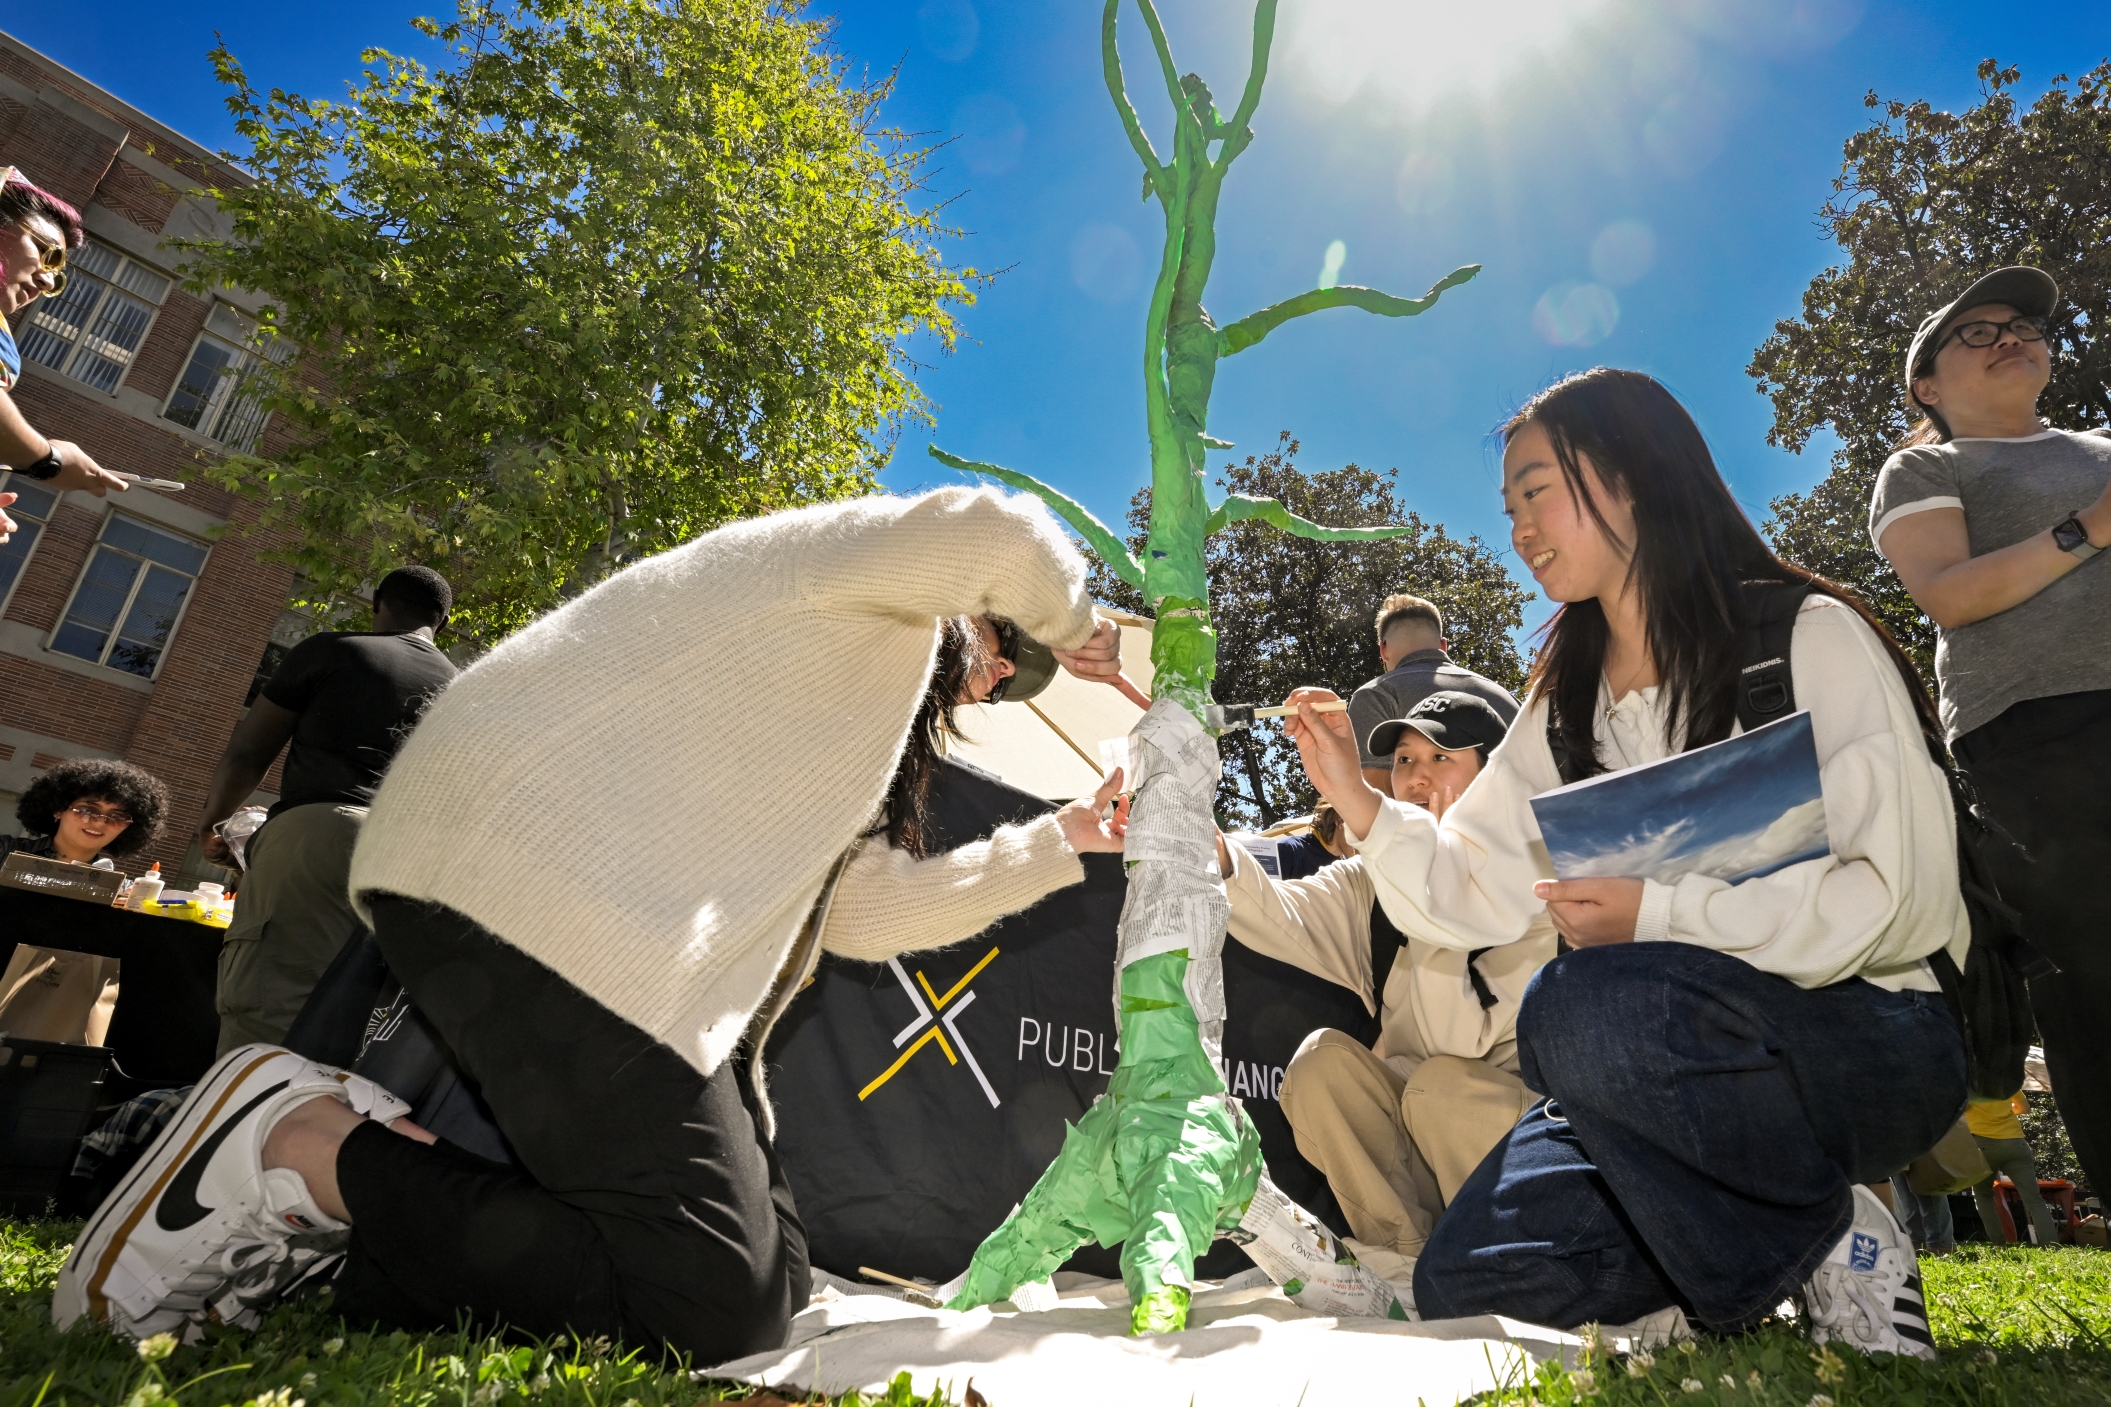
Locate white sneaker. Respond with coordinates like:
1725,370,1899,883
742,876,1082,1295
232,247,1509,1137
1802,1184,1936,1361
54,1045,411,1338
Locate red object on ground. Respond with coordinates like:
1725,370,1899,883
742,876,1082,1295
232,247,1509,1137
1991,1175,2077,1244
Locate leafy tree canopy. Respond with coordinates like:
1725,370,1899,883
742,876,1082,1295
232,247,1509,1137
1751,59,2111,678
1088,435,1530,827
181,0,977,641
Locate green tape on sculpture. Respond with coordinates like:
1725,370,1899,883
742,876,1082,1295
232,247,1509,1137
931,0,1478,1335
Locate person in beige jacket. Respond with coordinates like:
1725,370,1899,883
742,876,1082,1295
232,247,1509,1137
1219,692,1552,1265
57,488,1133,1356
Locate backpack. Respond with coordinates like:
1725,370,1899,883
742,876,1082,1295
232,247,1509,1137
1546,580,2051,1101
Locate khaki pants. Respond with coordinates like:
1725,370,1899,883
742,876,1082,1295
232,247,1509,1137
1278,1027,1536,1256
216,802,368,1055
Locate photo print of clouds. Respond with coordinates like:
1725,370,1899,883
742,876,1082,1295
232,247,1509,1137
1529,712,1830,887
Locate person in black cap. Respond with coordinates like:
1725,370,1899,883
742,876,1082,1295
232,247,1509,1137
1211,689,1548,1285
1869,265,2111,1197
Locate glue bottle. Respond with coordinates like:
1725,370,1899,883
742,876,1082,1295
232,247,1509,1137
125,862,165,911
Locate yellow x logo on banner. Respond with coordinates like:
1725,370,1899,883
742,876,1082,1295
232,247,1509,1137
858,946,1000,1107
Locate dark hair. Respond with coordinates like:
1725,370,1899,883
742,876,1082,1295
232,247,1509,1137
1508,368,1941,779
375,566,454,626
1311,799,1342,851
0,172,85,251
16,757,169,856
884,616,994,858
1375,593,1443,645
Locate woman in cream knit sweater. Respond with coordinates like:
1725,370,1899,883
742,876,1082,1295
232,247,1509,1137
58,488,1126,1358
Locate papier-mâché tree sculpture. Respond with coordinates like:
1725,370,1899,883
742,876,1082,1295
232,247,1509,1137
933,0,1478,1335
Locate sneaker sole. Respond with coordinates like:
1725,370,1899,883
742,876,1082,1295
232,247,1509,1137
56,1047,297,1332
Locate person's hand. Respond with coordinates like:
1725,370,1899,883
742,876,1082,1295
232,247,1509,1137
2081,474,2111,547
43,441,126,497
0,490,15,544
1053,618,1155,710
1281,687,1385,837
1426,782,1461,825
201,831,237,868
1057,768,1129,854
1533,877,1644,947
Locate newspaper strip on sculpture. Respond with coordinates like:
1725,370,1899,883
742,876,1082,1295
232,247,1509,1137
1113,698,1229,1052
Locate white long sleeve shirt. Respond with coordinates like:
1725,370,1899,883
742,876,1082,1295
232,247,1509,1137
1353,595,1969,992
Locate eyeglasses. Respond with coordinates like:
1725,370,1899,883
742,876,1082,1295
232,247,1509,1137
1937,315,2047,355
19,228,67,295
63,806,133,827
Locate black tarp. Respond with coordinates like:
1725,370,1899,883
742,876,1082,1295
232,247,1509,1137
764,757,1370,1283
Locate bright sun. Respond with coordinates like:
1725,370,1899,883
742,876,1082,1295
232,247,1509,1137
1279,0,1610,106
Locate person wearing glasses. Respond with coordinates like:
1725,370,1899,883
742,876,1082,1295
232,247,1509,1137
0,168,128,543
0,758,170,1043
1870,265,2111,1205
1,755,168,868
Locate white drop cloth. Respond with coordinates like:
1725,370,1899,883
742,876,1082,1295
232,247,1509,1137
705,1271,1644,1407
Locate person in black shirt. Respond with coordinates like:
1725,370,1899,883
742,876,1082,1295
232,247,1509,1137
1345,595,1519,791
196,567,457,1053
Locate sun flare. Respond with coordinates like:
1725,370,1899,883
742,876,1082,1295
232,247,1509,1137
1280,0,1610,107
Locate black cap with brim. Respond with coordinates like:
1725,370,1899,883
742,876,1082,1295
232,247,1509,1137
1904,266,2059,406
997,631,1059,703
1367,690,1510,758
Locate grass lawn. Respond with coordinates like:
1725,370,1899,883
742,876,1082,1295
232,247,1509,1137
0,1220,2102,1407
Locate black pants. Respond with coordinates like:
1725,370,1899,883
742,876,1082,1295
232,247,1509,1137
331,895,808,1362
1954,689,2111,1196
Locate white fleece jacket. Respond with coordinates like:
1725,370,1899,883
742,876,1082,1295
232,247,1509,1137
349,488,1098,1076
1352,595,1970,991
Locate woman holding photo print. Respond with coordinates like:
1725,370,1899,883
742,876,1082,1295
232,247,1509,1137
1281,368,1967,1356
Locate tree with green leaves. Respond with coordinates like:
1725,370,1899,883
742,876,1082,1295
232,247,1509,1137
177,0,975,642
935,0,1475,1335
1751,58,2111,679
1088,434,1528,828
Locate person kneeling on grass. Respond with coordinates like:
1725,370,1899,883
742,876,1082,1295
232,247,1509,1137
55,487,1134,1358
1216,691,1550,1287
1281,369,1967,1357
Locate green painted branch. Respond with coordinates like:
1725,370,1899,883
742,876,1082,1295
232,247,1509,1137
1203,493,1418,542
1101,0,1168,197
1132,0,1191,116
1215,0,1278,169
927,445,1148,588
1215,264,1482,358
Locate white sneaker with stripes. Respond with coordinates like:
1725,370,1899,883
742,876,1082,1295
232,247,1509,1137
1802,1183,1936,1360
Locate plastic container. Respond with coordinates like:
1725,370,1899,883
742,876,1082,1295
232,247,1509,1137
123,863,164,911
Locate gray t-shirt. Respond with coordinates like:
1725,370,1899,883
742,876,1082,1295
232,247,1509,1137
1346,649,1521,769
1867,426,2111,740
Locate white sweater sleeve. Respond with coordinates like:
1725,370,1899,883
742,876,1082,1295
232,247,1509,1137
1353,596,1969,991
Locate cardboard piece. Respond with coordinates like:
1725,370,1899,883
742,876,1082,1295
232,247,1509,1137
0,852,124,906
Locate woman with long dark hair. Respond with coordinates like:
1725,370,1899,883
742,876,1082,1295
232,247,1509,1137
1280,369,1967,1354
58,488,1130,1354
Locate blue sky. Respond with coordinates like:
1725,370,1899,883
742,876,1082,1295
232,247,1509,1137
12,0,2110,633
1531,710,1829,884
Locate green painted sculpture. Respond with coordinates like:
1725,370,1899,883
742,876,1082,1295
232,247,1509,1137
931,0,1478,1335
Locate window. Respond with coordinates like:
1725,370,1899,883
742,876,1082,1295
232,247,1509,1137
50,514,208,679
0,471,60,610
162,303,293,452
17,241,171,393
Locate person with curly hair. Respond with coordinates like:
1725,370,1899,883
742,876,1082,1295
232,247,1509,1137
0,757,169,1045
2,756,167,865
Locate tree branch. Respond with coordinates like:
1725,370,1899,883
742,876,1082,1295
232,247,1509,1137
1204,493,1416,542
1215,0,1278,171
1216,264,1481,358
928,445,1148,587
1100,0,1167,198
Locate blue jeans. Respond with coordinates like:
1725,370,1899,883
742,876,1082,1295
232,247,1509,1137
1887,1172,1955,1253
1414,944,1966,1331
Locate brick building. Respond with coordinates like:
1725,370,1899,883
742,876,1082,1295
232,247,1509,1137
1,28,300,884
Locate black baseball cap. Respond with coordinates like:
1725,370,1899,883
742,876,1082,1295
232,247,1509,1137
1367,690,1509,758
1904,266,2059,408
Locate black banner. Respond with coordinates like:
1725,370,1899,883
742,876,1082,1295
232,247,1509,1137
765,758,1369,1284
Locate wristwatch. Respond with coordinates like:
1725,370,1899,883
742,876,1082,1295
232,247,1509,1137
2052,512,2101,561
17,443,62,481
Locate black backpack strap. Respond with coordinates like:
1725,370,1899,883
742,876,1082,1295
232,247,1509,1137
1368,898,1406,1038
1734,582,1811,733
